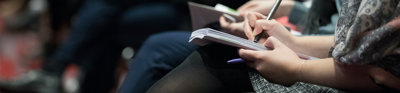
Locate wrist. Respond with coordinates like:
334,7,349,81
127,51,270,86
286,35,300,52
295,59,306,83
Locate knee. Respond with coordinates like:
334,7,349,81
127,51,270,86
143,32,177,48
119,3,179,31
142,31,190,49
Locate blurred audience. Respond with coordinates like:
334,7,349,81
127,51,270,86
0,0,185,93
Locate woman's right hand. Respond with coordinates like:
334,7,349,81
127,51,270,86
243,12,295,45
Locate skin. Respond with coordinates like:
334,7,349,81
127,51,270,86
219,0,295,39
218,0,400,90
238,12,400,91
237,0,294,19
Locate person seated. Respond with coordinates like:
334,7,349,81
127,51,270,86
118,0,340,93
145,0,400,92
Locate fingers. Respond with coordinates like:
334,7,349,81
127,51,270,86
254,19,278,34
246,12,266,27
239,47,272,71
219,16,230,28
263,36,281,49
238,49,260,62
243,12,267,40
253,20,266,37
251,20,280,43
246,13,257,28
244,20,254,40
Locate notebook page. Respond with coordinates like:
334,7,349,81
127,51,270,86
189,28,319,60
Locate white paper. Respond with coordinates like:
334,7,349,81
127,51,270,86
189,28,318,60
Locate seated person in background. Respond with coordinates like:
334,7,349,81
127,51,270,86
145,0,400,92
0,0,182,93
119,0,340,93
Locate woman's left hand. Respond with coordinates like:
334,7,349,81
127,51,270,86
219,16,246,38
239,36,302,86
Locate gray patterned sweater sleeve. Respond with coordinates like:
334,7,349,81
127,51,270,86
250,1,400,92
332,0,400,77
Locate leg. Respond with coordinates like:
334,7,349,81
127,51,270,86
45,0,125,92
147,44,254,93
77,38,122,93
43,0,124,77
119,31,198,93
77,2,185,92
147,51,225,93
116,3,181,48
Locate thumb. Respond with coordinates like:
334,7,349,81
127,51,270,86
219,16,230,27
264,36,282,50
238,49,260,61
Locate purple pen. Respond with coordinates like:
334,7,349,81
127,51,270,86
227,58,246,64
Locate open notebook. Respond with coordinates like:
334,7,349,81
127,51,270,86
189,28,318,60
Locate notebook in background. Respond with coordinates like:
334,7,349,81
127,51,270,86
188,2,243,30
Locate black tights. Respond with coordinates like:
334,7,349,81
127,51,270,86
147,44,254,93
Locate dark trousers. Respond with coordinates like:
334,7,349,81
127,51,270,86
43,0,181,92
119,32,198,93
146,43,254,93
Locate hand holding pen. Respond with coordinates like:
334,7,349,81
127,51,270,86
228,0,282,64
243,0,282,42
253,0,281,43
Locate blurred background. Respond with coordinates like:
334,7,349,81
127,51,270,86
0,0,248,93
0,0,81,92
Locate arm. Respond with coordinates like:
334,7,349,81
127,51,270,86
237,0,295,18
291,36,334,58
220,0,296,38
300,58,400,91
239,36,400,91
242,12,334,58
239,37,380,91
299,58,379,91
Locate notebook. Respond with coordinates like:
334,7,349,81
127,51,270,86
188,2,243,30
189,28,318,60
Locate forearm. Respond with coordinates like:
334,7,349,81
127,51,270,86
298,58,379,91
291,36,334,58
